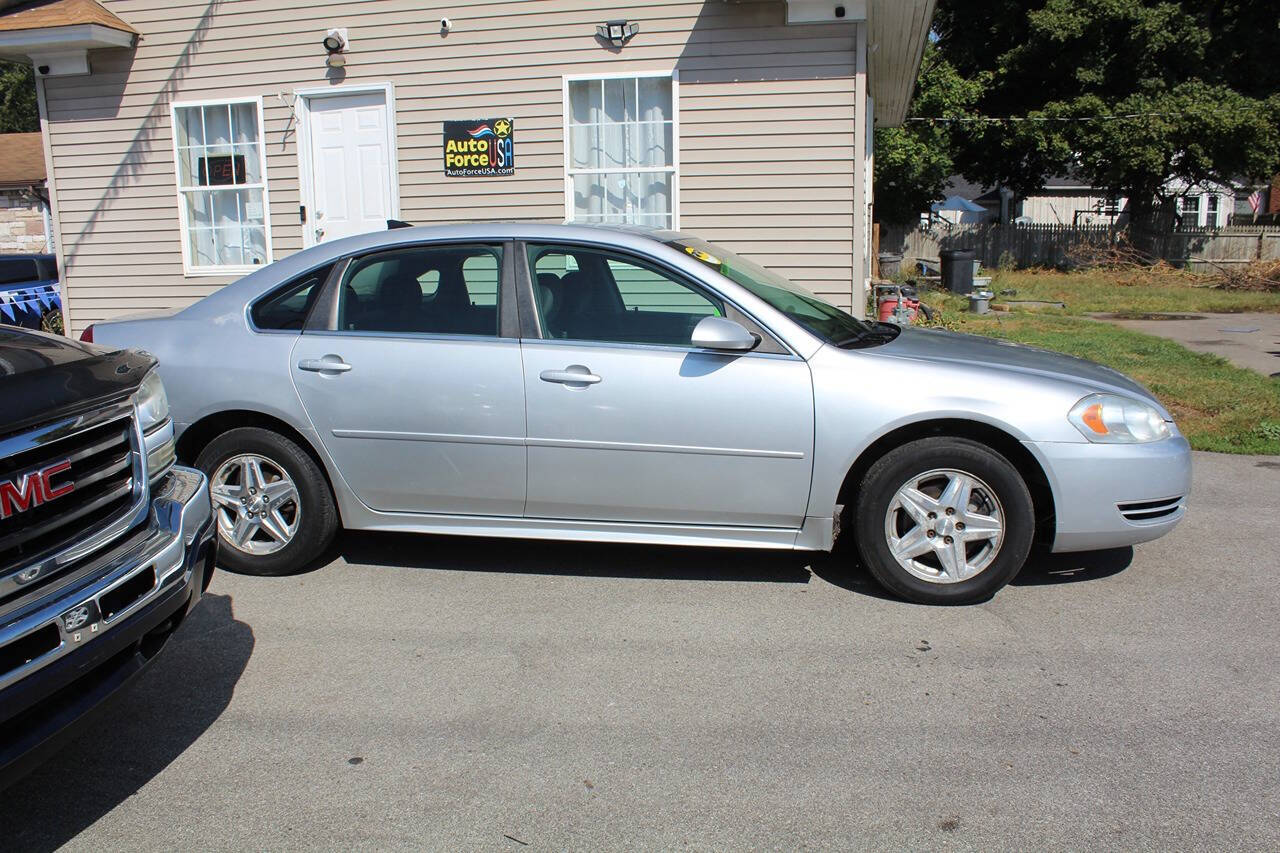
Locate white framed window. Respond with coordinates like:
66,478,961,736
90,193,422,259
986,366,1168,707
563,71,678,229
170,97,273,275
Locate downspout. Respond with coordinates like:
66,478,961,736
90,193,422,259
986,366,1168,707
33,74,69,331
29,182,52,253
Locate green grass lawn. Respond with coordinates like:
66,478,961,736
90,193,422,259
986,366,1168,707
916,276,1280,455
978,268,1280,316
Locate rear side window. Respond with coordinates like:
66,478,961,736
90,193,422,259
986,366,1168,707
0,258,38,286
250,263,334,330
336,244,502,336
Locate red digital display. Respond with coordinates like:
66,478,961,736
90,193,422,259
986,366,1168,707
198,154,246,186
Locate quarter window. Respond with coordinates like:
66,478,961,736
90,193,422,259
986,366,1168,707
528,244,720,346
172,99,272,274
337,245,502,336
250,263,335,331
565,74,676,228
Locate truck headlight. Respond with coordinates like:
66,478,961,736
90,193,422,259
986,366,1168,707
136,370,176,484
1068,393,1171,443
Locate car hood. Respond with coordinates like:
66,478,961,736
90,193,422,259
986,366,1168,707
869,327,1168,414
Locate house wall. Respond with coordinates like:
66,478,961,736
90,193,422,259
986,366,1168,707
0,188,48,253
39,0,865,334
1017,190,1124,227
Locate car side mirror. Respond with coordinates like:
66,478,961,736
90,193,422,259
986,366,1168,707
690,316,759,352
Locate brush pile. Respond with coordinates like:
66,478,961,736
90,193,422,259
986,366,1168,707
1066,236,1280,292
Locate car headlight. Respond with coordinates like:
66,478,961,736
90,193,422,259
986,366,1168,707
136,369,170,432
1068,393,1171,443
135,370,176,484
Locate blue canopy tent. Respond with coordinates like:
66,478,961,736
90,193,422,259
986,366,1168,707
931,195,986,214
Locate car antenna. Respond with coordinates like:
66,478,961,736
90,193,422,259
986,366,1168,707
386,219,414,229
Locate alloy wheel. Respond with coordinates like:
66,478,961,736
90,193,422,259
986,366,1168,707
883,468,1005,584
210,453,302,555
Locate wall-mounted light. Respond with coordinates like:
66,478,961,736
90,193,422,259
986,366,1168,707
322,28,348,68
596,20,639,47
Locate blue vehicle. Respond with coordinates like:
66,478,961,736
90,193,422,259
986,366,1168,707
0,253,61,333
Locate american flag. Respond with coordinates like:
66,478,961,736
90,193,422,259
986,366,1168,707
1248,190,1264,214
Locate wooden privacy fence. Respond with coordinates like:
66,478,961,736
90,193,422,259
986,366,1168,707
880,223,1280,272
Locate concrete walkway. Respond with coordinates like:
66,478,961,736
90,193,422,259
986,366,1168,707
1094,311,1280,376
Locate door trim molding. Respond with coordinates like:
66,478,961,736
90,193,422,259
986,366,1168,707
294,81,401,249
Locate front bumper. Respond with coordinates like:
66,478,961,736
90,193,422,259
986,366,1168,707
0,466,215,788
1026,435,1193,553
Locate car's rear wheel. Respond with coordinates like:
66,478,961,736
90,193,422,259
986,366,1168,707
195,427,337,576
852,437,1034,604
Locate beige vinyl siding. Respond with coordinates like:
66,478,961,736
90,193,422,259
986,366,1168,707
43,0,861,332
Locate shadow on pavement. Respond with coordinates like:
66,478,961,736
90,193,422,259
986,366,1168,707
1011,546,1134,586
335,530,814,584
326,532,1131,598
0,593,253,852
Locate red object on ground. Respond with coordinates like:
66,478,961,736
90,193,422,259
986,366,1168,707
877,290,920,323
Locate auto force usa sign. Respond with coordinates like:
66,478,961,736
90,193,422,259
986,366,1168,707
443,118,515,177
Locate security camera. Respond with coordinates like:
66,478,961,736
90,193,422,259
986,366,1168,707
440,17,452,32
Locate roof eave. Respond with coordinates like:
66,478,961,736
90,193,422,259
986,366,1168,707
866,0,936,127
0,22,133,75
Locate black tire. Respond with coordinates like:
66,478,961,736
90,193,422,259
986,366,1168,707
852,437,1034,605
195,427,338,576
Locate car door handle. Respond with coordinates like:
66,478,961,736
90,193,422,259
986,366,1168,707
540,366,601,385
298,357,352,373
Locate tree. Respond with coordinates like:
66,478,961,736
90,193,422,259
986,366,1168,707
0,61,38,133
931,0,1280,228
872,43,985,225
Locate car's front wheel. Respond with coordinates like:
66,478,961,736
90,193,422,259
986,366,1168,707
852,437,1035,604
195,427,338,576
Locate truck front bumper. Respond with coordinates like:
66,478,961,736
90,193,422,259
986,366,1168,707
0,466,215,789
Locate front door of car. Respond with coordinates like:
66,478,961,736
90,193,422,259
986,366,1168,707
290,242,526,516
520,243,815,528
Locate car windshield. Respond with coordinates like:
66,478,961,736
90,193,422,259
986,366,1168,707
664,236,897,348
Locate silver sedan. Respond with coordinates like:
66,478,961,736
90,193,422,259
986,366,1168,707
87,224,1191,604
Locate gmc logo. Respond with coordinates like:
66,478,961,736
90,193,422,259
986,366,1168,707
0,460,75,519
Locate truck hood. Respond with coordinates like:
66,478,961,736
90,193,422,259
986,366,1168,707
869,327,1168,414
0,327,155,433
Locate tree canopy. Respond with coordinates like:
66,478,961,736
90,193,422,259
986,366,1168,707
0,62,38,134
875,0,1280,226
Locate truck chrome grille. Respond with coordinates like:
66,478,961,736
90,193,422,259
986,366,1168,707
0,405,144,607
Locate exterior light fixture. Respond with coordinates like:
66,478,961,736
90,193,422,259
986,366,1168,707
597,20,639,47
322,28,349,67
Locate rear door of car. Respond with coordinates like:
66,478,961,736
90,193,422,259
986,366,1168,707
517,241,815,529
290,241,527,516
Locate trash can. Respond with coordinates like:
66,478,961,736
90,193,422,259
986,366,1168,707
877,252,903,279
940,248,976,294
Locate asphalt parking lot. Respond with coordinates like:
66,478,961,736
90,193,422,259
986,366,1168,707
4,451,1278,850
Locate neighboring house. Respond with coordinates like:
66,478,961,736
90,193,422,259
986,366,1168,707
0,131,52,253
0,0,936,333
932,175,1245,229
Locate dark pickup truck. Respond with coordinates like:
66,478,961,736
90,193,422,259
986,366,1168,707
0,326,215,787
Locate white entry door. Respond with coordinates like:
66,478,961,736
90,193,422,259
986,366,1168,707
305,90,395,244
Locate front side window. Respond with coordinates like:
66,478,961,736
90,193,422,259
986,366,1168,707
172,99,272,273
337,244,502,336
566,74,676,229
528,244,720,346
